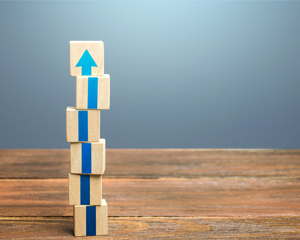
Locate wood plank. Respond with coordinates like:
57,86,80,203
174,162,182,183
0,149,69,179
0,149,300,179
0,216,300,239
1,178,300,217
106,149,300,178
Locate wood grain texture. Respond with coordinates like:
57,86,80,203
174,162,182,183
70,41,104,76
0,216,300,239
0,149,299,179
73,205,85,236
105,149,300,178
92,139,105,175
74,200,108,236
96,199,108,236
87,110,100,141
76,75,110,110
66,107,78,142
70,140,105,175
68,174,102,205
97,75,110,110
0,149,300,238
69,143,81,174
1,177,300,217
0,149,69,179
66,107,100,142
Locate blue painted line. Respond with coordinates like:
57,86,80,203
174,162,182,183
80,175,90,205
82,143,91,174
78,111,88,141
76,49,97,76
88,77,98,109
86,206,96,236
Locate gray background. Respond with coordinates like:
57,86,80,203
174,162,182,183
0,1,299,149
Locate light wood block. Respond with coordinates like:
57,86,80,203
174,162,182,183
70,41,104,76
66,107,100,142
69,173,102,205
70,139,106,175
76,75,110,110
73,199,108,236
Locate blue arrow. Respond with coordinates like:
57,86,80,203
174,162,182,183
76,49,97,76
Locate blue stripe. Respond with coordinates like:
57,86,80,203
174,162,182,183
82,143,92,174
78,111,88,141
86,206,96,236
88,77,98,109
80,175,90,205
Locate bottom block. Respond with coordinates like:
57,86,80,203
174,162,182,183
73,199,108,236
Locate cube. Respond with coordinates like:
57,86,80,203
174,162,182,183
70,139,106,175
73,200,108,236
66,107,100,142
76,75,110,110
70,41,104,76
69,173,102,205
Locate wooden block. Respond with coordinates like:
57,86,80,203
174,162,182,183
70,41,104,76
69,173,102,205
70,139,106,175
66,107,100,142
73,199,108,236
76,75,110,110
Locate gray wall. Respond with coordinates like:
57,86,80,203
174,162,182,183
0,1,299,149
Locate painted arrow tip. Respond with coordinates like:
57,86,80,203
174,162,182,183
76,49,97,75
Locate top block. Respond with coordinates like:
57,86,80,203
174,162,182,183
70,41,104,76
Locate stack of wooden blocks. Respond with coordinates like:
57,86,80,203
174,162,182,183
66,41,110,237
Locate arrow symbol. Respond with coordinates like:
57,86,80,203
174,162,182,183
76,49,97,76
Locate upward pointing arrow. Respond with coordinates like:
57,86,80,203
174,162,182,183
76,49,97,76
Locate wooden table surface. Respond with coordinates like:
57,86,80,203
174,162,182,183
0,149,300,239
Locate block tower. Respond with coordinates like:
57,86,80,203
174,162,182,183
66,41,110,236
